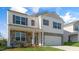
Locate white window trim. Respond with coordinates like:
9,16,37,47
13,15,28,26
15,32,26,42
21,32,26,42
43,19,49,26
53,21,61,29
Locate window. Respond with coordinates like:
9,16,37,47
74,25,79,31
13,15,28,26
21,32,26,41
31,20,35,26
15,32,20,41
15,32,26,41
13,15,16,23
43,19,49,26
21,17,25,25
58,23,61,29
15,16,20,24
53,22,61,29
25,18,28,25
53,22,58,28
13,15,20,24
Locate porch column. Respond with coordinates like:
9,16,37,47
32,31,35,46
41,32,44,46
38,32,42,46
7,29,10,47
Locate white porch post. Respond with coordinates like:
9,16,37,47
41,32,44,46
32,31,35,46
38,32,41,46
7,29,10,47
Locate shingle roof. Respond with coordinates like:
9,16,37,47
41,13,64,22
64,20,79,26
65,20,79,25
8,10,64,22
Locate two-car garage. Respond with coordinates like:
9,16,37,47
44,33,62,46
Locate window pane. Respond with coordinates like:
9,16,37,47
21,17,25,25
58,23,61,29
21,32,26,41
25,18,28,25
75,25,79,31
31,20,35,26
16,32,20,41
53,22,57,28
15,16,20,24
13,15,15,24
43,19,49,26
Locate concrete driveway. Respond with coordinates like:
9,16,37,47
51,46,79,51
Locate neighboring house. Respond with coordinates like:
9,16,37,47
64,20,79,42
7,10,64,47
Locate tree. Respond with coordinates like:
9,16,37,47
0,32,3,39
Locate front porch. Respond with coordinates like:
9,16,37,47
68,32,79,42
7,30,44,47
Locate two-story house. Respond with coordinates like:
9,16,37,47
7,10,64,47
64,20,79,42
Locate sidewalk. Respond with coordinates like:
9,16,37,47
51,46,79,51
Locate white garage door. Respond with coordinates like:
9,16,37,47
45,35,62,46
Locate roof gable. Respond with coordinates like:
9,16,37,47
64,20,79,26
42,13,64,23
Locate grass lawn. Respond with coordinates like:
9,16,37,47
5,47,63,51
0,46,7,51
64,42,79,47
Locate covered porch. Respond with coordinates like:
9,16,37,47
68,32,79,42
7,25,44,47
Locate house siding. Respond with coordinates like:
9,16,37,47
64,21,79,42
7,10,64,47
8,10,40,29
41,15,64,34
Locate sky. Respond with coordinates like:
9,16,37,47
0,7,79,38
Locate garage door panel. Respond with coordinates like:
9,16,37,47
45,35,61,46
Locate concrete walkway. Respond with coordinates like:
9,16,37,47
51,46,79,51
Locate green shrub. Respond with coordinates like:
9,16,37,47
0,39,7,46
0,39,7,51
64,42,79,47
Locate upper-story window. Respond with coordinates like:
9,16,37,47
53,22,61,29
43,19,49,26
21,17,26,25
15,16,20,24
58,23,61,29
13,15,16,23
25,18,28,25
13,15,20,24
13,15,28,26
74,25,79,31
53,22,58,28
31,20,35,26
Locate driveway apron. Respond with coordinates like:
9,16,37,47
51,46,79,51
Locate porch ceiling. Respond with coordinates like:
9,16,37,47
9,24,42,32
